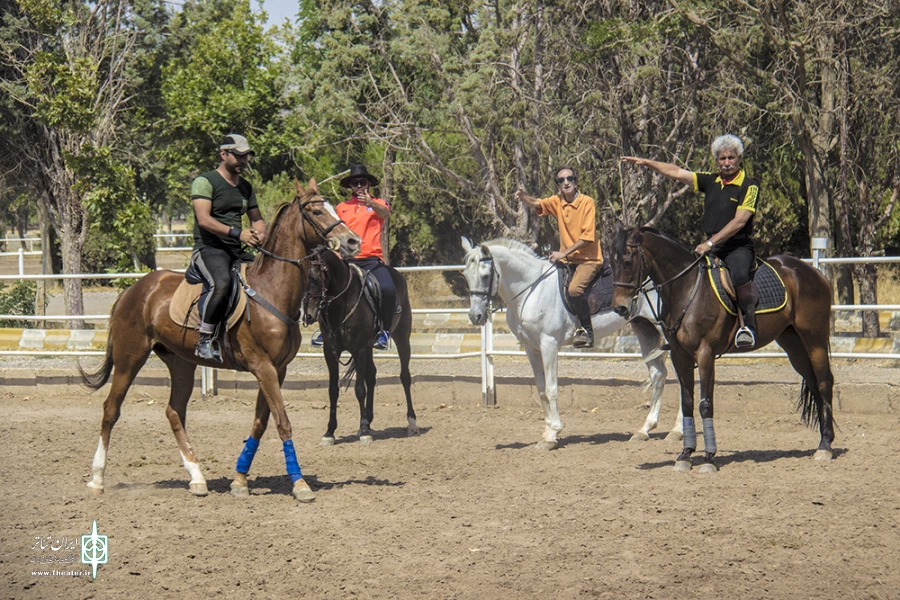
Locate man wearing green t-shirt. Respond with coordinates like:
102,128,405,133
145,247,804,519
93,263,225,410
190,133,267,362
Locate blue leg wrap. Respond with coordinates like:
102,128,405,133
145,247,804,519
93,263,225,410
235,436,260,474
702,417,717,454
283,440,303,483
683,417,697,450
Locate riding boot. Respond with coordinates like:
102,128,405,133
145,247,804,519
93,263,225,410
196,331,223,363
572,296,594,349
735,282,758,349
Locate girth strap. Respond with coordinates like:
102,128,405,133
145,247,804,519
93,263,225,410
237,272,298,327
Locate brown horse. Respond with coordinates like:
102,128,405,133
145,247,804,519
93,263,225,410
303,246,416,445
610,226,835,472
79,180,361,502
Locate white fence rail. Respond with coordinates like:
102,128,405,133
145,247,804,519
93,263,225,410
0,257,898,403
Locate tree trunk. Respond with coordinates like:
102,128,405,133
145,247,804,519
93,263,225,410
380,149,395,266
59,227,85,329
856,264,880,337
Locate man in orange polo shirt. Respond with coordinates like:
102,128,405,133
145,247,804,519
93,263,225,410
313,164,395,350
515,166,604,348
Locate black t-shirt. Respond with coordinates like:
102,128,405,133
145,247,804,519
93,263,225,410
190,169,258,253
694,170,758,245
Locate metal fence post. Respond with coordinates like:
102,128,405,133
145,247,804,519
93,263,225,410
18,248,24,276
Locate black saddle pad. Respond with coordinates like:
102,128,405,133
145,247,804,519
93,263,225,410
558,261,615,316
183,258,246,322
707,257,788,316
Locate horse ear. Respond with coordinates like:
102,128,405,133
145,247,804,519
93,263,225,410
308,177,319,194
294,178,303,195
461,236,473,253
480,244,492,257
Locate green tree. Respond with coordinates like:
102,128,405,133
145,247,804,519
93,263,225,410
0,0,149,325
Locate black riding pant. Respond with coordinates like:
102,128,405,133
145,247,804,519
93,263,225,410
714,243,755,288
191,247,239,326
348,257,396,332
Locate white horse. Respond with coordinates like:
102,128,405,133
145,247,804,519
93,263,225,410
461,237,680,449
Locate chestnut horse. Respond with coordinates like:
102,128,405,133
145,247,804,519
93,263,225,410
303,246,416,445
80,180,361,502
610,226,835,472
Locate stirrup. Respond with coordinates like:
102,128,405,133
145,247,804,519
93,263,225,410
573,327,594,349
374,330,390,350
735,326,756,349
195,333,223,363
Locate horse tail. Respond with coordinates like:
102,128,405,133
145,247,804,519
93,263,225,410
796,380,820,429
339,358,357,391
78,296,122,390
79,339,114,390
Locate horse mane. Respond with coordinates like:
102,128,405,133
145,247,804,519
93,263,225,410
260,201,293,253
482,238,540,258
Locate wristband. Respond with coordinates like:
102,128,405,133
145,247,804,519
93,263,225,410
706,240,715,248
228,227,242,240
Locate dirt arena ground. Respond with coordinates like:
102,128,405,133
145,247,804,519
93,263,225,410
1,355,898,599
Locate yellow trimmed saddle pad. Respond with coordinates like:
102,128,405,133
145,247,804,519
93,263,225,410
707,257,788,316
169,264,249,330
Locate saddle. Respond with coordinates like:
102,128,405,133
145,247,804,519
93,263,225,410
350,263,401,330
169,262,249,330
558,260,615,317
706,256,788,316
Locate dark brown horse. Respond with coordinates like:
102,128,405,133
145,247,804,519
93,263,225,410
303,247,416,444
80,180,361,502
610,226,835,472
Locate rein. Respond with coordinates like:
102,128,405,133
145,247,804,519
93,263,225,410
465,254,556,314
257,198,346,268
614,240,708,342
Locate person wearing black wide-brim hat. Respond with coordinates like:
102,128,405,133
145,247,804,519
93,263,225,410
311,164,395,350
339,164,380,188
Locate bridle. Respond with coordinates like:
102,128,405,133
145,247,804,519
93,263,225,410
302,252,366,333
613,237,707,341
464,252,559,314
465,255,500,312
257,197,347,268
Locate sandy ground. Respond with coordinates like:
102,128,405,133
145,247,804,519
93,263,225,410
1,356,898,599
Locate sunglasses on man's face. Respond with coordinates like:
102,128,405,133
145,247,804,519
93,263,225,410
349,179,369,187
555,175,576,184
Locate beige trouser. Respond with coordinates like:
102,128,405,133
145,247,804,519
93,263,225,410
568,262,603,297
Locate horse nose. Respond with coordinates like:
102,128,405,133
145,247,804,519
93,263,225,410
468,310,485,326
612,304,629,318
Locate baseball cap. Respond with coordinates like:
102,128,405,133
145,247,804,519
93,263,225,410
220,134,253,156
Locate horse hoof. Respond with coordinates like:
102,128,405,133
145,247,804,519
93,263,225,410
666,431,684,442
698,463,718,474
359,435,374,445
407,427,419,437
814,449,833,461
320,437,335,447
87,482,104,496
293,480,316,503
535,440,558,451
673,460,692,472
189,482,209,496
230,483,250,498
630,431,650,442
